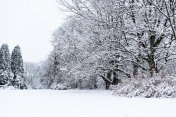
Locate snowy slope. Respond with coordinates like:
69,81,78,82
0,90,176,117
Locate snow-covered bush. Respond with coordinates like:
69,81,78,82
50,83,68,90
0,85,16,90
114,76,176,98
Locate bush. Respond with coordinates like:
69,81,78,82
113,76,176,98
50,83,68,90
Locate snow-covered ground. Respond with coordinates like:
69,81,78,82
0,90,176,117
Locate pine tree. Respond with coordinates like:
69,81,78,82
11,45,26,89
0,44,11,85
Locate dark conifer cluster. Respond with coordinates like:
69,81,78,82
0,44,26,89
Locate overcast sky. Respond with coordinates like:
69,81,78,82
0,0,67,63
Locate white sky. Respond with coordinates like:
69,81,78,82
0,0,67,63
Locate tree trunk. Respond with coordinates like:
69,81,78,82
105,81,111,90
93,78,97,89
133,64,138,78
112,71,118,85
99,72,112,90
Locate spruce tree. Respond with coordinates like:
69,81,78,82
0,44,11,85
11,45,26,89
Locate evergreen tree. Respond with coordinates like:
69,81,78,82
11,45,26,89
0,44,11,85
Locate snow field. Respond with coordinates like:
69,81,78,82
0,90,176,117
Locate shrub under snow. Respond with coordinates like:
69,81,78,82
114,76,176,98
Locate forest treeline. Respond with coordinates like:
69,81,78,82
38,0,176,90
1,0,176,94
